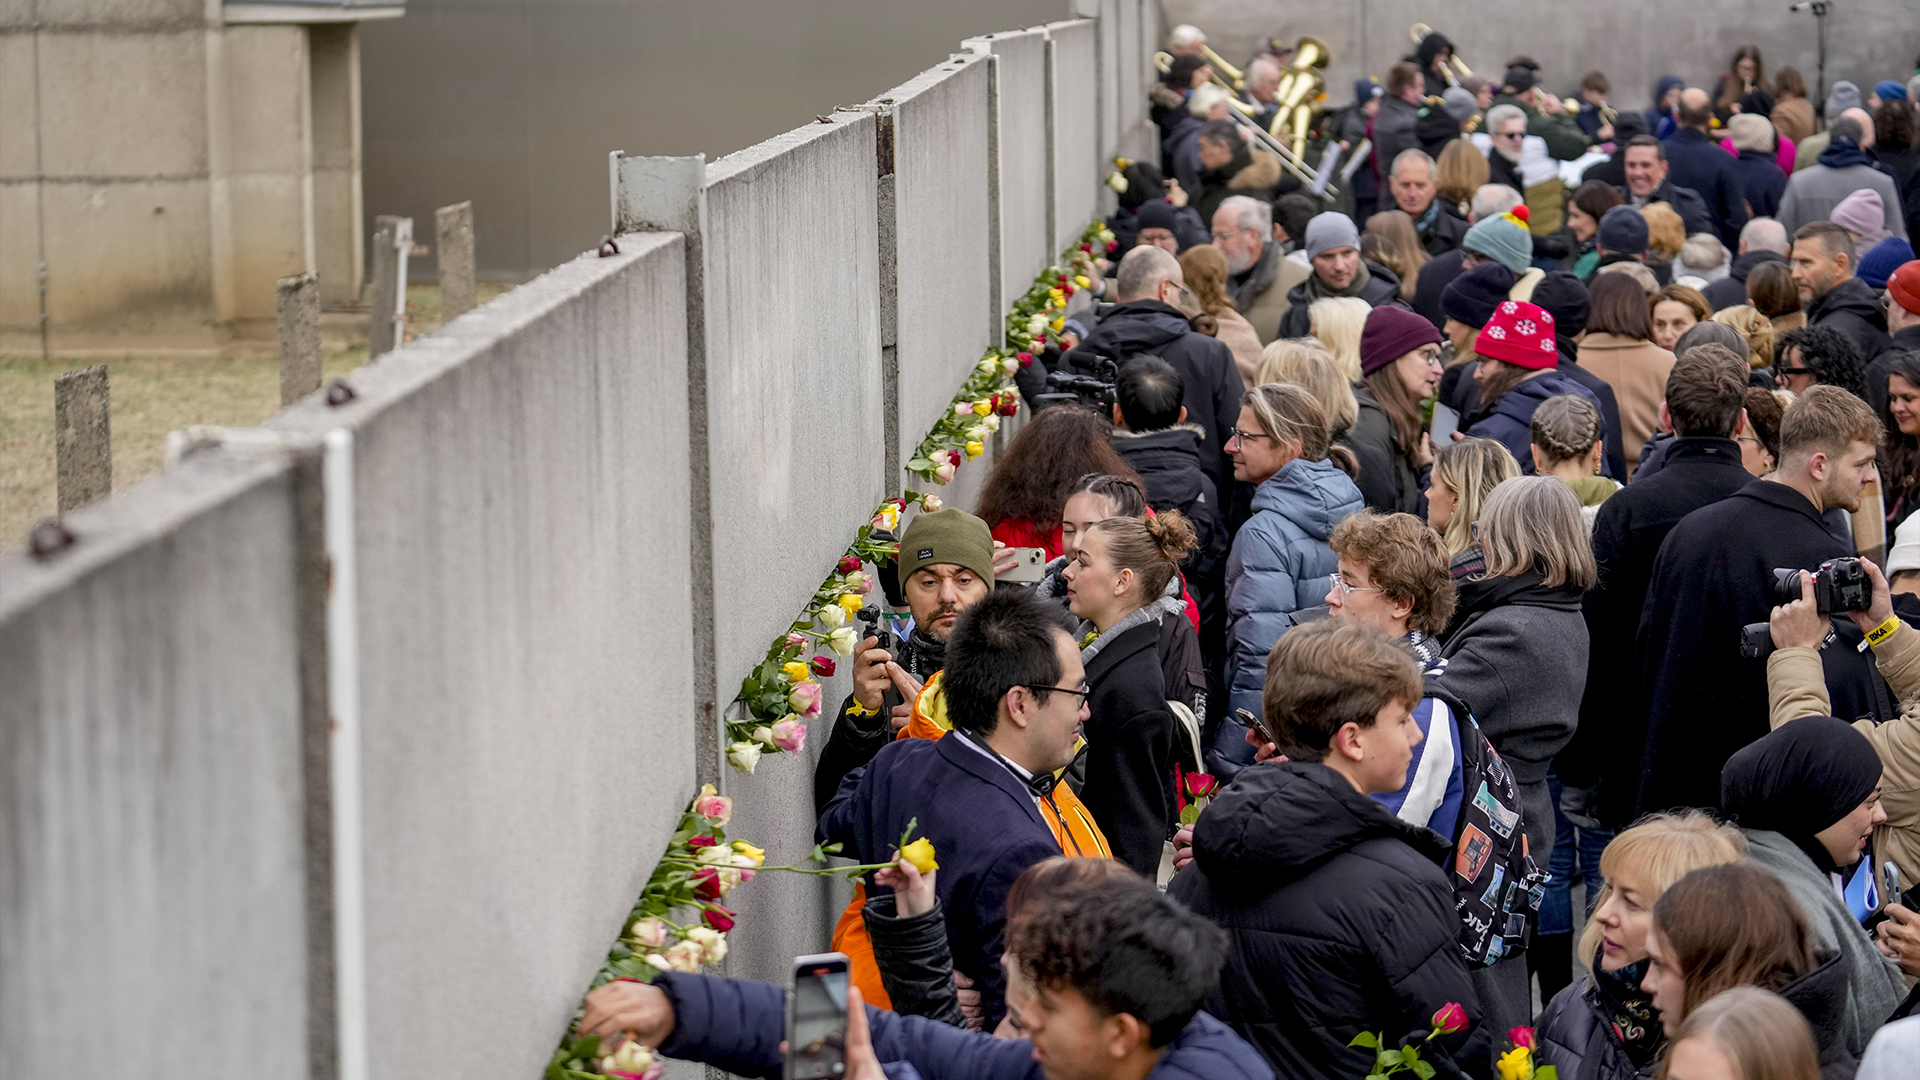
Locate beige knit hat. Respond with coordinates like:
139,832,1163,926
1727,113,1775,153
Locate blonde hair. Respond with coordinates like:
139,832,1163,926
1597,260,1660,296
1085,510,1199,600
1710,304,1776,367
1436,138,1490,210
1576,811,1747,967
1365,211,1429,300
1256,340,1359,434
1657,988,1821,1080
1242,382,1359,477
1642,202,1687,260
1306,297,1371,382
1431,436,1521,557
1529,393,1603,466
1474,475,1598,588
1177,244,1236,317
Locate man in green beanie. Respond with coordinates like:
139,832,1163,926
813,508,999,814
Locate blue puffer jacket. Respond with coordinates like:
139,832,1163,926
1464,370,1603,477
1216,457,1363,772
652,971,1275,1080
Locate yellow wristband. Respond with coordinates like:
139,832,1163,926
1867,616,1901,648
848,700,878,718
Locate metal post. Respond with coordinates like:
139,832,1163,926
367,215,412,357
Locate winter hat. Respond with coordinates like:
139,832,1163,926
1727,113,1775,153
1888,512,1920,578
1876,79,1909,103
1442,262,1517,328
897,509,995,586
1611,110,1649,142
1443,87,1478,123
1721,715,1883,871
1889,260,1920,316
1826,80,1862,119
1597,205,1650,256
1529,272,1591,338
1463,205,1534,274
1134,199,1180,235
1859,237,1917,289
1305,212,1361,260
1359,305,1443,375
1474,300,1558,370
1355,78,1383,104
1502,65,1536,94
1831,188,1889,246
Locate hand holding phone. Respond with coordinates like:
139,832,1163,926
995,546,1050,583
786,953,851,1080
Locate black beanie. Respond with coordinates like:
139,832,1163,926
1441,262,1516,329
1135,199,1180,235
1531,273,1591,338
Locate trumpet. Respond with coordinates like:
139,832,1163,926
1409,24,1471,81
1153,48,1333,197
1199,44,1245,92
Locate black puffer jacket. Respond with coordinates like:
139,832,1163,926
814,627,947,815
1111,423,1228,620
862,893,967,1028
1274,263,1405,340
1536,965,1660,1080
1347,384,1423,514
1168,762,1480,1080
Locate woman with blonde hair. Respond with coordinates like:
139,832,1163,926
1215,383,1362,773
1307,296,1371,382
1642,203,1687,264
1659,988,1822,1080
1255,339,1358,437
1437,137,1489,214
1427,436,1520,566
1711,305,1777,369
1530,394,1619,527
1440,475,1596,1047
1364,210,1429,300
1537,812,1748,1080
1178,244,1264,384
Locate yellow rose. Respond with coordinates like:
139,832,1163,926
1074,274,1091,288
900,837,940,873
1496,1047,1533,1080
781,661,811,683
965,441,985,459
837,593,864,617
1051,317,1065,332
731,839,766,866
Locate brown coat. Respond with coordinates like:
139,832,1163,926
1772,96,1816,145
1769,621,1920,888
1574,333,1676,475
1246,255,1312,345
1211,306,1265,385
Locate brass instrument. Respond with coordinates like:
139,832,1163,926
1409,23,1472,81
1153,46,1333,197
1199,45,1245,92
1269,36,1330,161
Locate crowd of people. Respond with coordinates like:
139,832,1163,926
578,28,1920,1080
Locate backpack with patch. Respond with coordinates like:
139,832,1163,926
1424,682,1548,967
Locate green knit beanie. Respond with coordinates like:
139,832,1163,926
898,509,996,584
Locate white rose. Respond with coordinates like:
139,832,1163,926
982,414,1001,433
826,626,860,657
816,604,846,629
977,357,999,374
726,742,762,773
663,939,705,973
753,724,777,748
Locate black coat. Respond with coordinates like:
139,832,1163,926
1417,200,1472,257
814,627,947,815
862,894,966,1027
1063,301,1245,490
1633,481,1853,818
1372,96,1426,191
1617,179,1715,241
1536,967,1660,1080
1111,423,1228,619
1080,619,1181,877
1570,437,1752,824
1583,153,1628,190
1702,249,1788,311
1347,384,1423,513
1168,762,1481,1080
1730,149,1789,222
1274,263,1405,340
1780,951,1862,1080
1661,128,1748,245
1413,247,1467,328
1807,277,1894,387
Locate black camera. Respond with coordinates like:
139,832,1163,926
1767,558,1871,614
1039,350,1120,411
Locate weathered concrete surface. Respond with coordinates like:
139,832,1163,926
270,234,697,1080
875,56,996,489
0,449,314,1080
1170,0,1917,122
278,272,323,406
1047,19,1101,253
1081,0,1124,165
367,214,409,357
437,200,478,321
967,29,1054,302
701,114,885,695
54,364,111,511
310,24,365,308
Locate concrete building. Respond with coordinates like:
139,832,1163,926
1,0,400,357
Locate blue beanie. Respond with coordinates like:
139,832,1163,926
1860,236,1917,289
1598,205,1649,256
1442,262,1517,328
1876,79,1908,103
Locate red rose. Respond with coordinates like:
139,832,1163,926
1031,335,1046,349
1431,1002,1470,1035
1184,772,1219,798
1105,240,1118,254
1080,242,1093,253
1017,351,1034,367
998,398,1019,416
692,867,723,901
1062,284,1075,297
687,835,717,848
1508,1025,1536,1051
838,556,861,574
704,905,736,932
810,656,837,677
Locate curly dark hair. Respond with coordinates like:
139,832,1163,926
1879,352,1920,512
975,405,1143,536
1876,98,1918,153
1778,324,1867,401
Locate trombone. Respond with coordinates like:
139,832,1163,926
1408,24,1471,82
1153,50,1333,197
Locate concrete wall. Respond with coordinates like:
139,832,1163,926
1170,0,1918,119
1048,19,1101,257
967,28,1054,308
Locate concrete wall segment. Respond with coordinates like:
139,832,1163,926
964,28,1052,308
1046,19,1099,254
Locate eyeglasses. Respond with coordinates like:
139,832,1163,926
1328,571,1384,599
1496,131,1525,141
1228,426,1274,443
1023,684,1092,706
1419,346,1444,365
1776,367,1814,381
1210,228,1256,243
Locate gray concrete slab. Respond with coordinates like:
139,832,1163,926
0,449,314,1080
269,234,698,1080
1117,0,1144,135
278,272,322,406
967,29,1054,300
54,365,111,511
701,113,886,694
1047,19,1101,252
436,201,477,321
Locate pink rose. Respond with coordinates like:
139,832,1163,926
1509,1025,1536,1051
1184,772,1219,799
1017,351,1034,367
692,790,732,825
771,717,808,753
787,683,823,719
1432,1002,1470,1035
785,632,807,650
687,835,717,848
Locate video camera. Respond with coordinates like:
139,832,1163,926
1039,350,1120,412
1737,558,1870,659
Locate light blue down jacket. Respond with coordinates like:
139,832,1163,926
1213,456,1364,773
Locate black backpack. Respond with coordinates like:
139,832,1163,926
1424,682,1548,967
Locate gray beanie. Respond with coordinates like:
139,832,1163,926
1827,80,1862,118
1305,212,1360,260
1442,86,1478,123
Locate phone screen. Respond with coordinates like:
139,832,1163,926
787,963,849,1079
1431,403,1460,446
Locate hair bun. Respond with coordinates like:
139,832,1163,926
1145,509,1199,562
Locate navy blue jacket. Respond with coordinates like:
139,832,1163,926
818,733,1064,1027
1463,369,1605,478
1661,127,1748,245
1730,149,1788,222
653,971,1275,1080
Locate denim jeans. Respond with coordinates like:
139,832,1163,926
1541,774,1614,936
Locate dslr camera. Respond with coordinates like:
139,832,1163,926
1737,558,1870,658
1041,349,1120,411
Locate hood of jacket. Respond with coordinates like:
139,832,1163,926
1450,567,1588,643
1229,150,1283,192
1488,369,1587,428
1779,949,1856,1074
1819,136,1877,170
1113,425,1209,494
1413,31,1453,70
1081,300,1198,358
1728,248,1788,283
1249,456,1363,543
1151,1011,1277,1080
1194,761,1451,889
1809,275,1887,329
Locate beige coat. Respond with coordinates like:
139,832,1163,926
1574,333,1676,475
1212,306,1266,385
1769,621,1920,888
1246,254,1312,346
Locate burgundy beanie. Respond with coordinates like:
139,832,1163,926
1360,305,1443,376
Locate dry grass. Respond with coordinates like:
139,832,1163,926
0,282,511,546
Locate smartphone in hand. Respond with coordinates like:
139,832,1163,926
786,953,852,1079
995,546,1050,583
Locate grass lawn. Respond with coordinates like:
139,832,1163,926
0,282,511,546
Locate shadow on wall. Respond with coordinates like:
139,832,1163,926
1163,0,1914,122
361,0,1070,282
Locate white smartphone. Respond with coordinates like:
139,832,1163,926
996,546,1050,583
785,953,851,1080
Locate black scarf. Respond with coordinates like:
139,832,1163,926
1819,137,1878,171
1721,715,1883,874
1443,567,1586,646
897,626,946,681
1589,952,1663,1070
